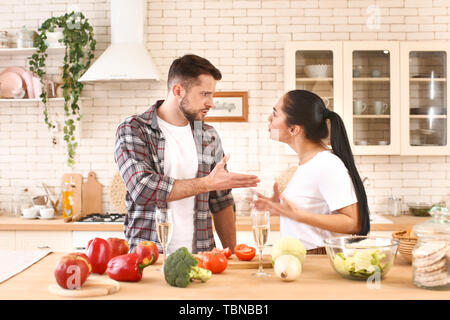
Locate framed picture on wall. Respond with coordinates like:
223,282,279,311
205,91,248,122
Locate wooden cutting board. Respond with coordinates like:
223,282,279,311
109,171,127,213
61,173,82,220
226,254,272,269
48,275,120,298
82,171,102,216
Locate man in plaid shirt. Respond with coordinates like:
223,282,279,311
115,54,259,254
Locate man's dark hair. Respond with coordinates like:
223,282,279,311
167,54,222,92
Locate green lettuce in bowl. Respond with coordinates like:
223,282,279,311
324,236,399,281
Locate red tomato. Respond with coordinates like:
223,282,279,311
202,251,228,274
212,247,232,258
234,244,256,261
194,254,204,268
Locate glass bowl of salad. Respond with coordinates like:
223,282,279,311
324,236,399,281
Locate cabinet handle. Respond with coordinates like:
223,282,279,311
74,247,86,250
37,246,51,249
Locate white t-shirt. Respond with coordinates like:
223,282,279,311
157,116,198,253
281,150,358,250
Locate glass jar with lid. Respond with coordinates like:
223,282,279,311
16,26,34,48
412,205,450,290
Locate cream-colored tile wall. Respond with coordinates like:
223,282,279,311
1,0,449,217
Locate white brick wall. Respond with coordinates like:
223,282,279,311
0,0,450,216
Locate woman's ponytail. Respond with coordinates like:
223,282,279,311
327,111,370,235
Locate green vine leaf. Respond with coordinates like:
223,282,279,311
28,11,96,167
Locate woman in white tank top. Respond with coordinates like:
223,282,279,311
253,90,370,253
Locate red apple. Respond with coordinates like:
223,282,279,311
107,237,129,259
68,252,92,274
54,254,90,289
135,241,159,266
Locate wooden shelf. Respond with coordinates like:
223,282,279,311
409,115,447,119
353,77,390,82
0,47,65,56
410,78,446,82
296,77,333,82
0,97,90,102
353,114,391,119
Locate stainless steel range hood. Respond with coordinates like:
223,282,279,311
79,0,160,83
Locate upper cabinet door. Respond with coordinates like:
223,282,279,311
284,41,343,117
343,41,400,155
400,42,450,155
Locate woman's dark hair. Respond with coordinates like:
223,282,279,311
283,89,370,235
167,54,222,91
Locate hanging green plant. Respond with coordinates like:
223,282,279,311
28,11,96,167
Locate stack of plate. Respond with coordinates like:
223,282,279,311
0,66,40,99
392,230,418,263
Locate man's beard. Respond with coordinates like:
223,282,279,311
179,96,200,122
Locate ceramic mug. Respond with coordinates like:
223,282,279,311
40,207,55,219
373,101,388,115
353,100,367,115
371,69,381,77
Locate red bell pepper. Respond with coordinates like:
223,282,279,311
106,253,153,282
87,237,112,274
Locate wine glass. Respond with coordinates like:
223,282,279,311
251,208,270,277
155,207,173,271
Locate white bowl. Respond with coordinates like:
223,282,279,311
304,64,332,78
22,206,39,218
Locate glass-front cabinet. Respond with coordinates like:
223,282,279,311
284,41,343,116
400,42,450,155
343,42,400,155
284,41,450,156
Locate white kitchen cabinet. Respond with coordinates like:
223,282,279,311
284,41,344,116
284,41,344,155
285,41,450,156
15,231,72,251
0,231,15,250
400,42,450,155
72,231,125,251
343,41,401,155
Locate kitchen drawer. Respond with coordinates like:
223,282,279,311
15,231,72,251
72,231,125,251
0,231,15,250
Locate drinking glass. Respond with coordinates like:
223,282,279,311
155,207,173,271
251,209,270,277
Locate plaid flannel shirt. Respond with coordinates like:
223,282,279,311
114,100,235,253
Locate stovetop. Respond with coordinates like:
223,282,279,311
74,213,126,224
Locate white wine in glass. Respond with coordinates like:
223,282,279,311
251,209,270,277
155,207,173,271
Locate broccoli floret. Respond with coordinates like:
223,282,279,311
164,247,212,288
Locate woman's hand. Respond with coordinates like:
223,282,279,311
251,183,301,221
251,182,280,204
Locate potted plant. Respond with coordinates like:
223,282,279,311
29,11,96,167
